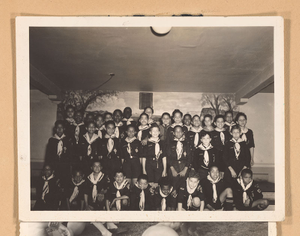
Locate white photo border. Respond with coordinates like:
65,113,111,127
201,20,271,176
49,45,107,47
16,16,285,222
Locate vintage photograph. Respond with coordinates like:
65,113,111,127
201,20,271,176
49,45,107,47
20,221,276,236
17,17,284,221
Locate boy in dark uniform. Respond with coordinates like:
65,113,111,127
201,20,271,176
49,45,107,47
200,166,234,211
232,169,269,211
183,113,192,131
211,115,231,153
113,109,126,140
65,169,86,210
142,124,167,187
71,110,86,145
166,109,188,146
153,177,176,211
33,164,61,210
122,107,137,129
45,120,73,185
99,121,122,181
224,111,236,132
177,170,204,211
130,174,154,211
64,105,76,138
121,125,141,188
167,125,191,191
84,160,110,210
106,170,130,211
186,115,203,163
159,112,171,144
94,114,105,139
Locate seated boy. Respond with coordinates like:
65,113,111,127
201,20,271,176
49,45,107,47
84,160,110,210
106,170,130,211
200,166,233,211
153,177,177,211
33,164,61,211
65,169,86,210
177,170,204,211
130,174,154,211
232,169,269,211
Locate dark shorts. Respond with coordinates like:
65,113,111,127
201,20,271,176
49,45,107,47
145,158,163,183
123,158,141,179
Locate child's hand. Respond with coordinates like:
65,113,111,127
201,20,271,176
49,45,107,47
162,171,167,177
171,190,178,198
143,169,147,175
97,193,105,202
229,168,237,178
219,172,225,179
250,159,254,166
207,204,215,211
141,139,147,146
244,198,251,207
86,205,93,211
110,199,116,208
170,168,178,177
179,167,188,177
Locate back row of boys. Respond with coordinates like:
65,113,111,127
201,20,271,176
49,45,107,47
34,106,269,211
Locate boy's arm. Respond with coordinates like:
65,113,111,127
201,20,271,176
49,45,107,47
177,202,183,211
162,156,167,176
80,200,85,210
106,199,111,211
84,194,89,210
66,198,70,210
200,201,205,211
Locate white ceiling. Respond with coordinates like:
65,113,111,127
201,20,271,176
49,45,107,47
30,26,274,93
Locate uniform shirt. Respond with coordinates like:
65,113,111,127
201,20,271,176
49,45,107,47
130,184,154,211
100,137,122,160
177,181,205,210
211,129,232,152
159,124,170,141
70,123,86,142
167,139,191,168
153,187,177,210
121,138,141,161
45,135,73,164
193,146,222,171
222,140,251,174
200,177,228,209
240,129,255,149
137,126,151,141
36,175,61,205
106,181,130,203
166,124,188,145
78,133,101,159
232,179,263,210
65,180,86,203
143,139,166,163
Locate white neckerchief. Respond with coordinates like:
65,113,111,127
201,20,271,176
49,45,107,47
69,179,85,203
41,174,54,201
231,138,243,159
171,122,183,128
184,124,192,131
237,177,253,203
186,179,198,209
84,133,99,156
88,172,105,203
53,134,66,156
96,126,105,139
74,122,84,144
137,125,150,141
225,121,236,131
198,143,213,166
207,175,221,203
190,126,202,147
114,122,123,138
125,137,137,158
66,117,76,125
203,126,214,132
159,186,173,211
148,137,161,158
135,183,147,211
241,127,249,142
113,180,129,211
123,117,134,125
105,134,117,154
174,137,185,160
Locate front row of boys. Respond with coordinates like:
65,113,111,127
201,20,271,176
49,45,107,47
34,160,269,211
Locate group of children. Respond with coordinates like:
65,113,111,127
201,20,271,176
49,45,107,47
33,105,269,212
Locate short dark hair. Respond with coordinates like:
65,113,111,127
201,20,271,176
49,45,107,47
192,115,201,121
123,107,132,113
114,169,125,177
188,169,200,180
66,105,75,111
231,125,241,133
54,120,65,128
172,109,183,118
144,106,154,114
214,115,225,123
209,165,219,172
200,131,211,139
86,121,96,128
161,112,171,118
72,168,84,176
241,168,253,178
113,109,123,116
183,114,192,120
104,112,113,118
150,123,160,131
202,114,213,127
174,125,183,132
235,112,247,122
158,176,172,187
139,112,149,120
105,120,115,128
126,124,136,132
225,110,233,117
138,174,148,182
90,159,103,167
95,114,104,120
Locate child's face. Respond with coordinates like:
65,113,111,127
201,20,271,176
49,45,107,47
215,118,225,129
73,171,84,183
86,114,94,122
138,179,148,190
204,117,213,127
92,162,102,173
209,167,220,180
106,124,115,136
173,113,182,124
96,116,104,127
115,172,125,184
87,123,96,134
43,165,53,178
162,115,171,126
183,116,191,126
126,127,136,138
225,113,233,123
231,128,241,140
161,185,172,196
74,112,83,123
123,108,132,119
187,177,199,189
174,127,184,139
66,108,74,118
201,134,211,147
56,124,64,137
139,115,148,126
237,116,247,127
150,127,160,138
192,117,201,127
145,108,153,118
105,114,113,122
113,111,123,123
242,173,252,185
